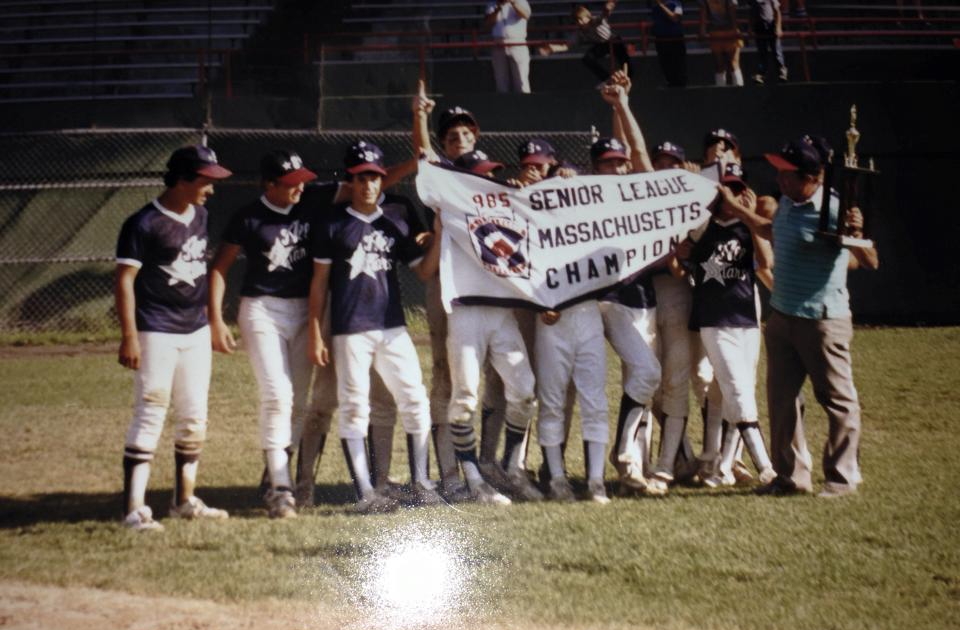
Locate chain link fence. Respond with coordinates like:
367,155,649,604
0,127,595,335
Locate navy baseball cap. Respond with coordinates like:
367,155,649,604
803,134,834,166
260,150,317,185
518,139,557,166
344,140,388,176
720,162,747,189
590,137,629,163
704,128,740,153
765,137,823,176
454,149,503,175
166,145,232,179
438,106,479,138
653,141,686,163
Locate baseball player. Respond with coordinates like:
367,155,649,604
595,77,664,496
208,149,340,518
415,148,539,504
116,145,231,531
308,141,442,513
670,162,776,487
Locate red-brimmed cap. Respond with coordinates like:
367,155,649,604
167,145,232,180
454,149,504,175
260,150,317,185
344,140,388,176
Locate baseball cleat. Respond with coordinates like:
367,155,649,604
758,467,778,485
169,496,229,520
352,490,399,515
477,460,513,494
265,488,297,519
505,468,544,501
702,474,724,489
619,462,648,491
586,479,611,505
469,480,512,506
732,461,755,484
817,482,857,499
123,505,164,532
547,477,576,502
645,477,669,497
439,477,472,503
408,481,445,507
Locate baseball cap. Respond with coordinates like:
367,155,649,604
704,128,740,153
438,106,480,138
653,141,686,163
260,150,317,185
803,134,834,166
344,140,388,176
454,149,504,175
518,139,557,166
166,145,232,179
764,137,823,176
590,137,629,163
720,162,747,189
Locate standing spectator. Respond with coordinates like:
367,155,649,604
650,0,688,87
781,0,806,18
484,0,532,93
539,2,632,85
700,0,745,86
748,0,787,83
728,135,879,497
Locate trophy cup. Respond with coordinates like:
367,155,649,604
818,105,878,248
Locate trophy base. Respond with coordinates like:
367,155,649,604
817,231,874,249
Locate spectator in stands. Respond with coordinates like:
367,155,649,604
649,0,688,87
484,0,532,93
539,2,632,85
700,0,745,86
748,0,787,83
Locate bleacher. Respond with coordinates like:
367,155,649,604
0,0,275,103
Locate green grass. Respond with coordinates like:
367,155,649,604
1,327,959,629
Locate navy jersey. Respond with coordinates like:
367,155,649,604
222,196,317,298
688,218,758,330
600,271,657,309
116,200,209,334
381,192,427,237
312,205,424,336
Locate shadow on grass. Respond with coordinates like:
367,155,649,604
0,482,357,528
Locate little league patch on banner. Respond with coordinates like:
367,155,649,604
415,160,720,312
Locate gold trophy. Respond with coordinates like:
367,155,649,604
819,104,878,248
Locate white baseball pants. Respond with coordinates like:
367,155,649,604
124,325,211,454
333,327,431,440
447,305,536,429
599,301,661,405
238,296,324,451
491,42,531,93
536,301,608,447
701,326,762,423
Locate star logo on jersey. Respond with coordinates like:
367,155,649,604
160,235,208,287
701,237,746,286
347,230,395,279
264,220,309,272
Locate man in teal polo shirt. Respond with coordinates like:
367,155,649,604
722,135,878,497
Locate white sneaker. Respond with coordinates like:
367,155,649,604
702,474,723,489
169,496,228,520
547,477,576,502
470,480,512,506
123,505,164,532
265,488,297,519
652,467,674,484
587,479,610,505
758,467,778,485
352,490,399,514
619,462,648,490
505,468,544,501
645,477,669,497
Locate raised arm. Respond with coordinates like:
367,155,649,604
602,69,653,173
412,79,438,162
845,207,879,270
721,185,772,240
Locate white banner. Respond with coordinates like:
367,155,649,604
415,160,720,312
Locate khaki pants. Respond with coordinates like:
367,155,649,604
765,310,862,492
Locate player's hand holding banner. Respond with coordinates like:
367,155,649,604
415,160,719,311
